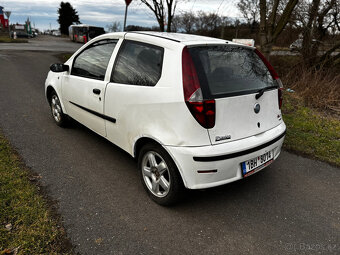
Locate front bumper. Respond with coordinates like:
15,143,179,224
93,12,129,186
165,122,286,189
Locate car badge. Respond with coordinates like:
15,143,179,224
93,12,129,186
254,103,260,114
215,135,231,142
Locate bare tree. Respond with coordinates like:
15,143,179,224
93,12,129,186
106,21,122,32
140,0,179,32
259,0,298,58
299,0,340,67
195,11,222,35
173,11,197,33
172,11,223,37
237,0,259,25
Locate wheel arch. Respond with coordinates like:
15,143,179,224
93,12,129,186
133,136,188,188
133,137,159,159
46,85,55,105
46,85,67,114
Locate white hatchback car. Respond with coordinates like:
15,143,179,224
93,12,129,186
45,32,286,205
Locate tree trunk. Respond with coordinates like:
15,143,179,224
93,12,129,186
262,42,273,59
167,13,172,32
166,0,173,32
301,0,320,66
259,0,270,58
259,0,298,59
158,18,165,31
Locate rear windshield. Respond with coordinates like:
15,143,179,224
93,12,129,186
188,45,276,98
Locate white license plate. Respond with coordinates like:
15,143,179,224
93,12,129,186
241,150,274,177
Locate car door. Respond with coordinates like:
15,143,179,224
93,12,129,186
62,39,118,136
104,40,165,153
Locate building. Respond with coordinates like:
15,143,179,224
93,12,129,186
0,6,9,31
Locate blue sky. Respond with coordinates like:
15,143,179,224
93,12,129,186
1,0,239,31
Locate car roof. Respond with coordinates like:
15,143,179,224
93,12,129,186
126,32,256,49
94,31,254,49
127,31,226,43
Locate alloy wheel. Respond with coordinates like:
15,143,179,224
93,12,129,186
141,151,171,197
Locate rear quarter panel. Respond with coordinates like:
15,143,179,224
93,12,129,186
104,40,211,156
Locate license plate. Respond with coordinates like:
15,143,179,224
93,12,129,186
241,150,274,177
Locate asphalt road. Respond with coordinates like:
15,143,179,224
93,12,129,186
0,40,339,255
0,35,81,52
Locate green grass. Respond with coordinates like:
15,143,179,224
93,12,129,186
0,36,28,43
282,92,340,166
0,134,73,254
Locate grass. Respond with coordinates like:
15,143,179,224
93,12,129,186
271,55,340,112
273,55,340,166
57,53,72,63
0,134,73,254
282,92,340,166
271,46,290,51
0,36,28,43
283,68,340,112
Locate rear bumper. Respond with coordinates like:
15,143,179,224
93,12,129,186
165,122,286,189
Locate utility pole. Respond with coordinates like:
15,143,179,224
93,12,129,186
123,0,132,31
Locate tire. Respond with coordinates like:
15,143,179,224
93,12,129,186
49,91,69,127
138,143,184,206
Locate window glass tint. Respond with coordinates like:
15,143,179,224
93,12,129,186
189,46,275,97
111,41,164,86
71,39,117,80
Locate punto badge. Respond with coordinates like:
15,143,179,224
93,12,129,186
254,103,260,114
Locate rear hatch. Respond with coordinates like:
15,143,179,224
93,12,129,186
187,44,283,145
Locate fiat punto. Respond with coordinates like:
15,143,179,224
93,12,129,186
45,32,286,205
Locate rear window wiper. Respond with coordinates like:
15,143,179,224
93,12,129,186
255,85,278,100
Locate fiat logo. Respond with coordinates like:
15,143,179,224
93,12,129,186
254,103,260,114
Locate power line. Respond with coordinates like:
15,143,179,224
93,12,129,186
191,0,197,11
216,0,225,15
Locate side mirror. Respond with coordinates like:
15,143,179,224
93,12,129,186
50,63,69,73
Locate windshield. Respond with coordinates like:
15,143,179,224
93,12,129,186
188,45,276,98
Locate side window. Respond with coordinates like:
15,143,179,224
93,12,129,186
71,39,118,80
111,40,164,86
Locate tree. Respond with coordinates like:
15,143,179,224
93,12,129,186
235,0,298,58
237,0,259,25
195,11,222,37
259,0,298,58
172,12,197,33
125,25,159,31
57,2,80,35
106,21,122,32
140,0,179,32
298,0,340,67
171,11,224,37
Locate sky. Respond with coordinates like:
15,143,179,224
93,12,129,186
0,0,240,31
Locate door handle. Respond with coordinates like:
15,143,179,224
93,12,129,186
93,88,101,95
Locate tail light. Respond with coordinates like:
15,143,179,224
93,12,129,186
255,49,283,109
182,47,215,129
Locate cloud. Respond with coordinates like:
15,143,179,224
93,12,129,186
0,0,239,30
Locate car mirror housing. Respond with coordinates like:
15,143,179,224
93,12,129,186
50,63,69,73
